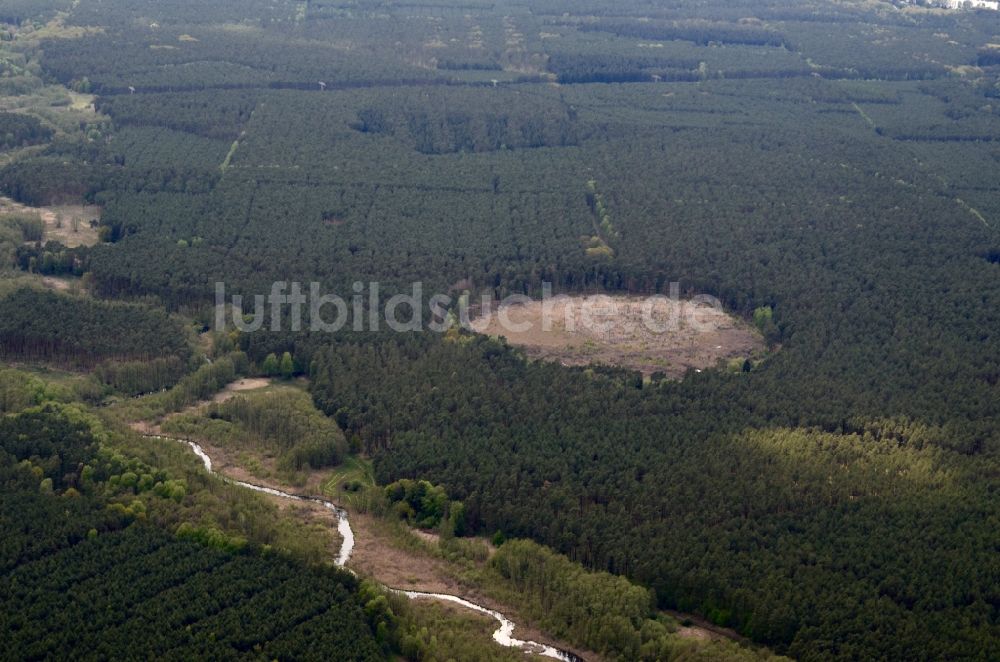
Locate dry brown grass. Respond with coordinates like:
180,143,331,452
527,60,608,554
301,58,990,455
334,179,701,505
471,294,764,378
0,196,101,248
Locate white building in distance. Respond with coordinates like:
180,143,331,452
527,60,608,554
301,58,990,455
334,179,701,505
907,0,1000,9
941,0,999,9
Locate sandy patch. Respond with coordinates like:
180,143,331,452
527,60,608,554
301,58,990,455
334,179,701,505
40,276,73,292
0,196,101,248
411,528,442,547
68,92,96,112
129,420,158,435
212,377,271,402
470,294,764,378
665,610,748,644
675,626,712,641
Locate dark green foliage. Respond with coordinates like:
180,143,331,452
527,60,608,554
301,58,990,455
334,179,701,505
0,288,190,366
311,333,1000,660
578,20,789,48
8,0,1000,658
0,404,98,490
0,214,46,270
0,0,71,23
0,157,108,206
97,90,261,141
352,88,583,153
0,402,388,660
39,23,444,94
0,521,387,660
15,241,90,276
0,111,53,149
94,355,186,396
0,490,130,573
385,478,464,532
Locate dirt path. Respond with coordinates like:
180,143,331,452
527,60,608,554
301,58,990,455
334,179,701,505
665,610,749,644
212,377,271,402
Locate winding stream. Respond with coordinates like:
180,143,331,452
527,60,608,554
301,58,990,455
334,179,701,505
144,435,581,661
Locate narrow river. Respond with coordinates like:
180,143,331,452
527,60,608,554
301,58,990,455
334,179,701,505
144,435,582,661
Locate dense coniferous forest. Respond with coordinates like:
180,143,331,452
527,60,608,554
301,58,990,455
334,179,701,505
0,288,190,366
0,400,392,659
1,0,1000,658
0,378,522,660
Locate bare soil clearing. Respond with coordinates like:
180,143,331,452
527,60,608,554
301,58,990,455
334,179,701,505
471,294,764,378
212,377,271,402
348,513,461,595
40,276,72,292
666,610,749,644
0,195,101,247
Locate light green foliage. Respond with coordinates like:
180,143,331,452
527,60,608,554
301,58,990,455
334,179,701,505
279,351,294,379
582,180,619,257
162,386,346,472
175,521,247,553
0,368,49,413
323,456,378,511
113,353,248,422
752,306,779,345
1,213,44,243
396,600,526,662
261,352,279,377
487,539,770,661
752,306,773,329
385,478,463,534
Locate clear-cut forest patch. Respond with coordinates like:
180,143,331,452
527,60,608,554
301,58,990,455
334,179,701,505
0,195,100,247
471,294,765,377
